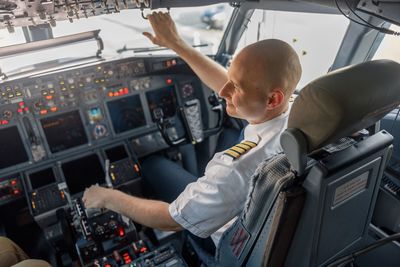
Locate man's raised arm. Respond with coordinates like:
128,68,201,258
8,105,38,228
142,12,228,93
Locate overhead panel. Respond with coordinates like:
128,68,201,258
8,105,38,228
0,0,245,31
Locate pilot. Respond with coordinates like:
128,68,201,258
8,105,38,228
0,237,51,267
83,12,302,252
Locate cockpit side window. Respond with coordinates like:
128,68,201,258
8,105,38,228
373,25,400,63
235,10,349,90
374,24,400,172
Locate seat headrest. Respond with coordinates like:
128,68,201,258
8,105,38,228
288,59,400,153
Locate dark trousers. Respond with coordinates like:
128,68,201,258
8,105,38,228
141,152,198,203
141,128,241,203
140,128,241,256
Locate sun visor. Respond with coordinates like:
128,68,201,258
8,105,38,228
288,59,400,152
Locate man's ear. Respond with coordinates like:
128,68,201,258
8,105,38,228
266,88,285,110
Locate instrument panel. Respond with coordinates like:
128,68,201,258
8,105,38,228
0,56,207,207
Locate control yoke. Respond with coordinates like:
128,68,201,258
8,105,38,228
153,107,186,146
154,93,225,147
204,93,225,137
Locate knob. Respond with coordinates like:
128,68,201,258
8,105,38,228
93,124,108,139
95,225,105,236
108,220,118,230
2,110,12,119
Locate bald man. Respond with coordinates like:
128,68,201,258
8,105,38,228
83,13,301,248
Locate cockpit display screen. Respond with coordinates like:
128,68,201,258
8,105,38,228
146,86,177,122
0,126,29,169
62,154,105,195
29,168,56,189
41,110,88,153
107,94,146,134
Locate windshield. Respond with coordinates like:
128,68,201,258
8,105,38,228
0,5,233,75
236,10,350,89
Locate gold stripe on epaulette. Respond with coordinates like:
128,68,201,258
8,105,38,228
228,148,242,156
231,146,246,154
242,141,257,148
223,140,258,160
224,149,241,159
236,143,252,150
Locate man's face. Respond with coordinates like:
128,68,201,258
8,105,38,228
219,55,269,123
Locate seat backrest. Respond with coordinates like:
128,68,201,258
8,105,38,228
215,60,400,267
285,131,393,267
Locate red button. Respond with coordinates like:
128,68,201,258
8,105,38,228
11,180,17,186
123,253,132,264
118,227,125,237
17,108,23,113
19,102,25,107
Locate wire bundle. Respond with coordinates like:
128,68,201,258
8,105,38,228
334,0,400,36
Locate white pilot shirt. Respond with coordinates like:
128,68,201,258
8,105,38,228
169,108,290,246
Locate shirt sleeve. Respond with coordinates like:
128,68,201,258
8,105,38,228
169,159,248,238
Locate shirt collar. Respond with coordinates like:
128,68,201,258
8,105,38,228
243,105,291,144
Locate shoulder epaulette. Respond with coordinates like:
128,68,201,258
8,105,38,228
223,140,258,160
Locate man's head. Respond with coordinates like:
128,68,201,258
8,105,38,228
219,39,302,124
